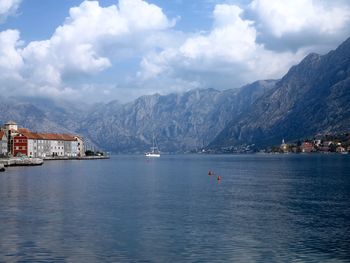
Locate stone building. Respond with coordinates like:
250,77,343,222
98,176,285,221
1,121,85,158
0,131,8,156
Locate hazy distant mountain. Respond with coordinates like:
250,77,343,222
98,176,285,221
78,80,275,153
1,37,349,153
0,81,274,152
210,37,350,149
0,96,92,140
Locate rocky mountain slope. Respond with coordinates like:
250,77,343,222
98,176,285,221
78,80,275,153
210,37,350,149
0,97,79,134
0,80,274,152
1,36,349,153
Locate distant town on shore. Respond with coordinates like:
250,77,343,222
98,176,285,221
0,121,85,159
1,121,350,157
269,134,350,154
202,133,350,154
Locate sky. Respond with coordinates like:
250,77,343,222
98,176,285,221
0,0,349,103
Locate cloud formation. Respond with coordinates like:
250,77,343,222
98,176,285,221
0,29,22,73
248,0,350,51
138,4,301,91
138,0,350,94
0,0,21,22
0,0,349,101
0,0,174,98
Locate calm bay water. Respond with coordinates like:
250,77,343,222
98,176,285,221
0,154,349,262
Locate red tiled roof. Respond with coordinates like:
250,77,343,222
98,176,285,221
60,134,76,141
20,132,42,139
39,133,62,140
43,133,77,141
18,128,30,133
2,123,80,142
18,132,77,141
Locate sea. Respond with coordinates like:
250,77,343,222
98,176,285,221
0,154,349,262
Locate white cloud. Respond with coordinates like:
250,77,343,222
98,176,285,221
138,4,302,91
0,29,23,72
0,0,174,98
0,0,350,102
137,0,350,94
250,0,350,37
0,29,25,98
0,0,21,22
248,0,350,51
180,5,256,62
21,0,173,86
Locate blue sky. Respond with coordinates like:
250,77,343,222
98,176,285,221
1,0,213,39
0,0,350,102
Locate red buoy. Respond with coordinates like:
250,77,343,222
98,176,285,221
217,176,221,181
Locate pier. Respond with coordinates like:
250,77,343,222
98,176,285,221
43,156,110,161
0,157,44,167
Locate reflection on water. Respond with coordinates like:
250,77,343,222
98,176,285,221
0,155,349,262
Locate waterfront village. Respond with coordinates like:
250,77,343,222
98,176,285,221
2,121,350,161
203,133,350,154
0,121,85,159
271,134,350,154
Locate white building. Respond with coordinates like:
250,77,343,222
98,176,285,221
0,131,8,156
74,136,85,157
16,131,84,158
4,121,18,132
1,121,85,158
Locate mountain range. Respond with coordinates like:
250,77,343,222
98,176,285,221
1,37,349,153
211,36,350,149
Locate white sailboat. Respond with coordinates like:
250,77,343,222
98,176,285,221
145,134,160,157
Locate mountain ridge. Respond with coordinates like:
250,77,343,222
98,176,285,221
210,37,350,149
1,37,349,153
78,81,275,152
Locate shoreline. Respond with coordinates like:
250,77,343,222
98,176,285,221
0,156,110,171
43,156,110,161
0,157,44,167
